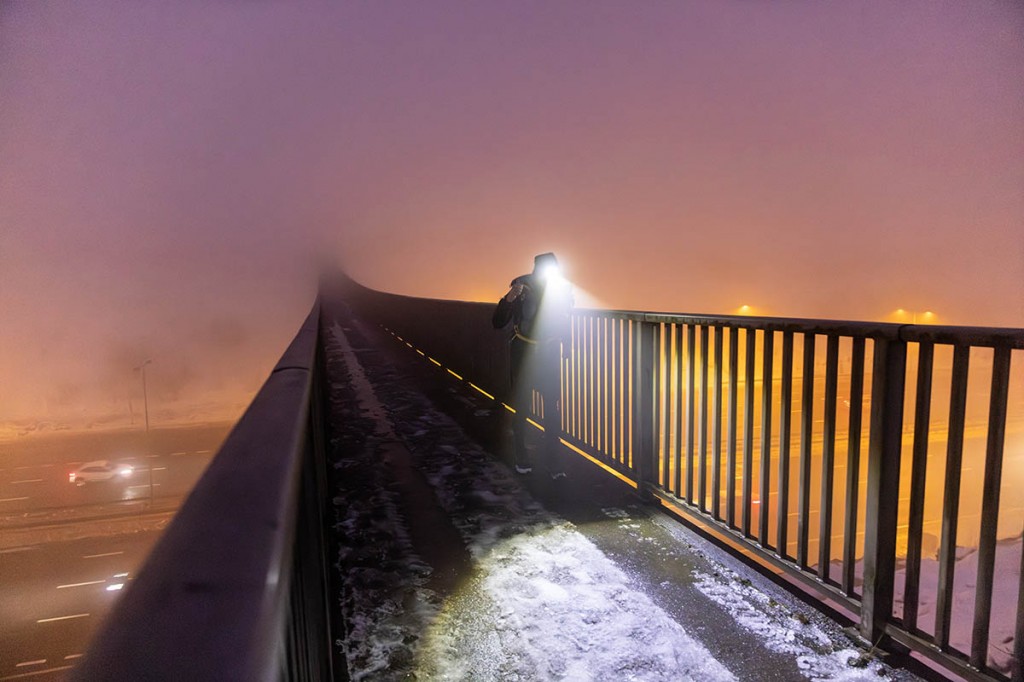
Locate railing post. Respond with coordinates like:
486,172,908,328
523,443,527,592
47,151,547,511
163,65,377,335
633,320,657,498
860,336,906,644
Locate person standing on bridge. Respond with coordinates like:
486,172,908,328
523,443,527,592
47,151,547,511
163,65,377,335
492,252,573,479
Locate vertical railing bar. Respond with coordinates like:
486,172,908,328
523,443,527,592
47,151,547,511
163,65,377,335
742,328,756,535
573,315,581,438
686,324,697,503
1015,532,1024,682
842,337,866,596
611,318,619,462
934,345,970,650
797,333,815,570
620,319,627,465
602,316,609,457
630,319,638,473
727,326,739,528
582,314,589,444
566,316,572,438
698,325,710,511
565,329,573,432
592,315,599,452
622,317,630,466
578,316,584,441
759,330,775,546
637,321,656,487
777,331,794,560
712,326,724,519
603,315,610,456
581,315,589,446
675,323,685,497
818,335,839,581
654,324,664,487
970,346,1011,668
607,317,615,461
663,325,673,489
903,341,934,629
860,337,907,644
589,315,597,447
598,315,602,454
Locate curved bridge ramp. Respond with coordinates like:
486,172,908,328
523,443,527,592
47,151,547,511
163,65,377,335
324,302,923,682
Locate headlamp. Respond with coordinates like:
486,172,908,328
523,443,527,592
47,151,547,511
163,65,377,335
540,263,564,285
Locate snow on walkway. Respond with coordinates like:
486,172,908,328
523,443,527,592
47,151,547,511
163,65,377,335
327,317,916,681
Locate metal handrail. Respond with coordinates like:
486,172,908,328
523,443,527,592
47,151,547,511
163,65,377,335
72,302,335,682
340,271,1023,682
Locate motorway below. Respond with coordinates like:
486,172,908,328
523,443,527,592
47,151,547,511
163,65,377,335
0,424,231,680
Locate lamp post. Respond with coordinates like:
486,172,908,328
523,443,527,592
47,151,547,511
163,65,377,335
133,360,153,505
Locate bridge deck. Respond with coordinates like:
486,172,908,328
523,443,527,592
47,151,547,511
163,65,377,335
321,301,924,681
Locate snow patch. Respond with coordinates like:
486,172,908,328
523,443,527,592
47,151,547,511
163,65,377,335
693,565,887,681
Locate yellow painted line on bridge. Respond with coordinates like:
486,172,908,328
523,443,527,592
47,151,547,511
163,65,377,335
468,383,495,400
560,439,639,489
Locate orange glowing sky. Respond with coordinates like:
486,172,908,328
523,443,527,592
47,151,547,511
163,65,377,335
1,2,1021,434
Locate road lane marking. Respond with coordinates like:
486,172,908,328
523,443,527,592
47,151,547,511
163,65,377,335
12,479,43,484
63,655,82,660
0,497,30,503
170,452,186,456
0,665,74,680
153,467,166,471
14,661,45,668
14,466,32,470
0,546,38,554
147,454,159,458
37,613,89,623
82,551,122,559
57,580,106,589
196,450,211,454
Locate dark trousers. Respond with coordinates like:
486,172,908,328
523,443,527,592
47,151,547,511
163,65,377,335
510,337,564,472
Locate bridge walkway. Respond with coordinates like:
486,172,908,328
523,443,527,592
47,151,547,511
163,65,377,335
321,300,923,682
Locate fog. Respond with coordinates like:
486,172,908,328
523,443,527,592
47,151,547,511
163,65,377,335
1,1,1021,434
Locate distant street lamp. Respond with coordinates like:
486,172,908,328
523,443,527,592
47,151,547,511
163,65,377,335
133,359,154,505
894,309,936,324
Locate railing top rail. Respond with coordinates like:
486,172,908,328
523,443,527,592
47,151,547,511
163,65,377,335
72,301,322,682
576,308,1024,348
339,273,1024,348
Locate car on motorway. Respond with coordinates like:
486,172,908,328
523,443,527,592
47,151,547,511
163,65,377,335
69,460,134,486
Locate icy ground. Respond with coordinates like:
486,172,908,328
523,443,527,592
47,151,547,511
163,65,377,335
324,316,920,681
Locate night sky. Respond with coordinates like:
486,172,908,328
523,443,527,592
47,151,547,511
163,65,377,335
2,1,1021,432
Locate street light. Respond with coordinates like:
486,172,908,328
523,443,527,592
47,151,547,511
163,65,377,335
894,309,936,324
133,360,153,505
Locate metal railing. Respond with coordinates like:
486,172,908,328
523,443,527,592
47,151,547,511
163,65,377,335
342,271,1023,682
560,311,1024,681
73,302,337,682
